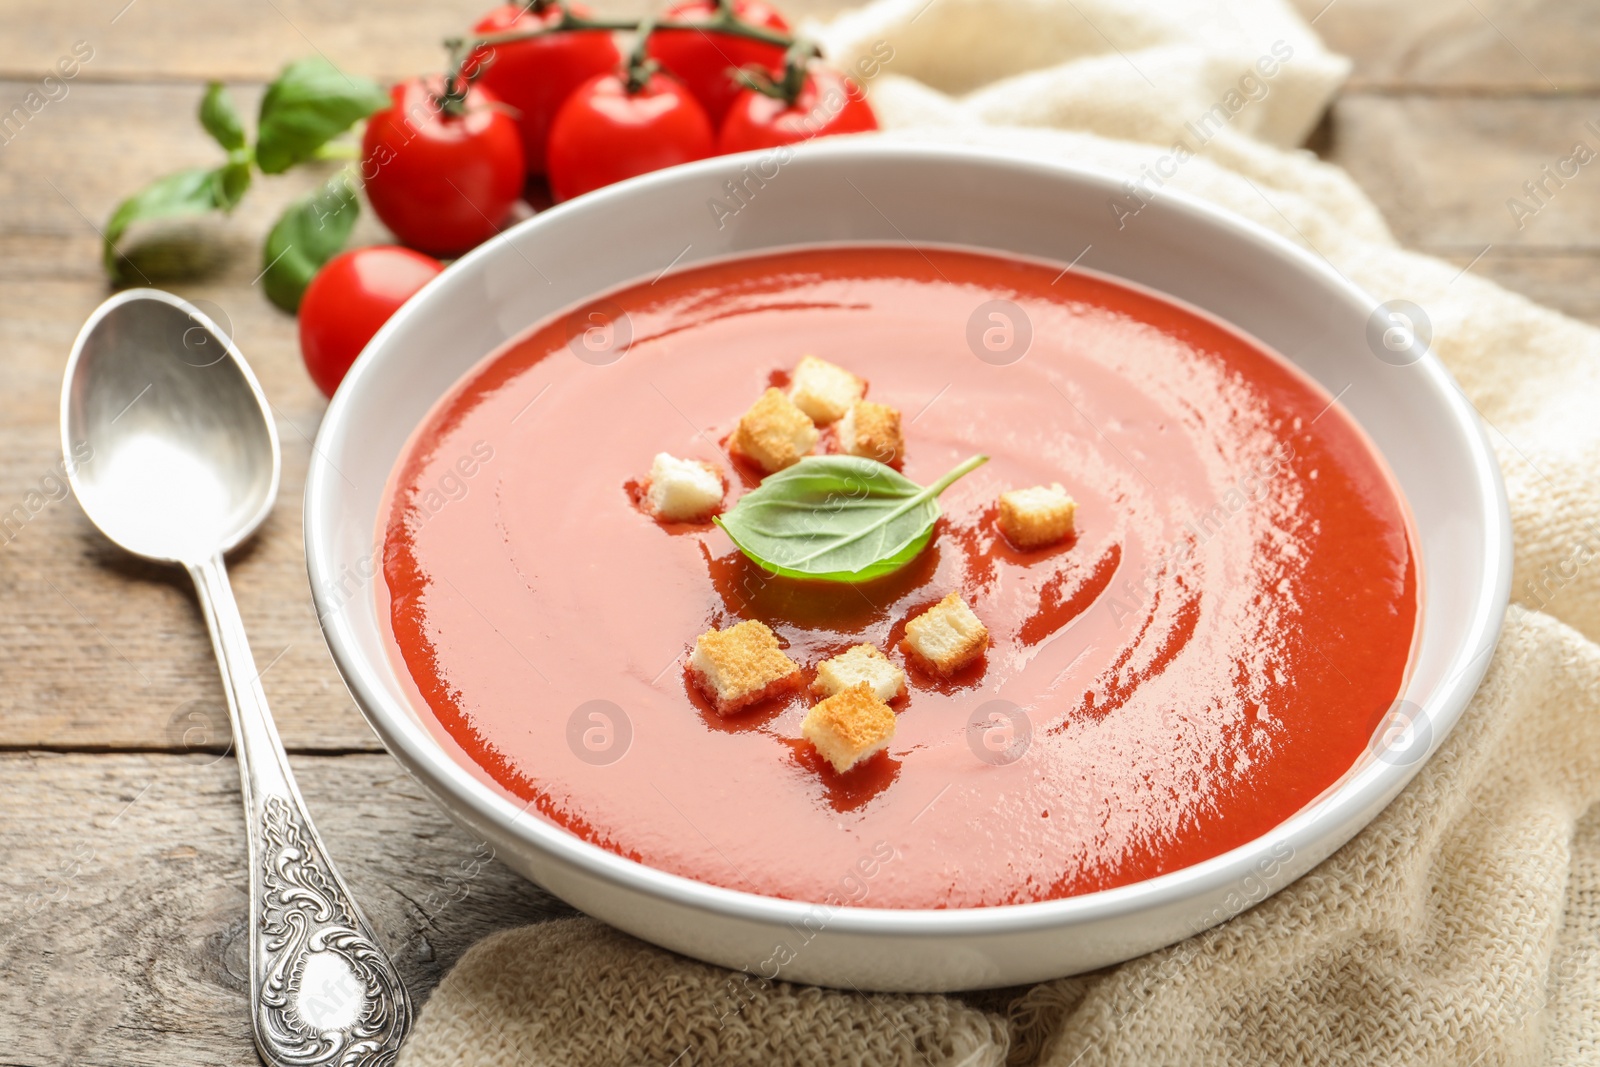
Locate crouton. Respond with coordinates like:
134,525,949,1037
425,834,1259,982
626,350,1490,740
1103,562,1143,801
812,644,906,703
836,401,904,465
902,593,988,677
731,388,818,474
998,483,1077,548
645,453,724,522
787,355,865,424
801,683,896,773
688,620,802,715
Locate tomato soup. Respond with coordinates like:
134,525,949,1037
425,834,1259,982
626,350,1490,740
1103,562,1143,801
380,245,1418,909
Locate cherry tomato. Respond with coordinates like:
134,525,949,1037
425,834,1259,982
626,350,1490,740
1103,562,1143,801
362,77,525,258
546,72,714,202
299,246,443,397
466,3,621,176
717,64,879,152
646,0,790,126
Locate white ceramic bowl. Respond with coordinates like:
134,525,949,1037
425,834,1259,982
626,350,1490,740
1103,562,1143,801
305,141,1509,992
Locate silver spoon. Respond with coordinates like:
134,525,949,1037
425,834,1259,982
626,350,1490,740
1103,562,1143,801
61,289,411,1066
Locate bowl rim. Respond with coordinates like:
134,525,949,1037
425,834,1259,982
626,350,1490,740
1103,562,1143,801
306,140,1511,937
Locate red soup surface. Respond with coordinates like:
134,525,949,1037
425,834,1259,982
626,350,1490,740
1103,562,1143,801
381,245,1418,909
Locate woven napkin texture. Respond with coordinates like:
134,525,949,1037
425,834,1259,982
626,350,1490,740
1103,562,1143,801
401,1,1600,1063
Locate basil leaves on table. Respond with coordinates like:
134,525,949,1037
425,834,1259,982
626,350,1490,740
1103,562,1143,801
102,58,385,299
715,454,988,583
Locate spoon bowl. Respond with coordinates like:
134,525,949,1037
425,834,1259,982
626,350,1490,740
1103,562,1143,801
61,289,278,563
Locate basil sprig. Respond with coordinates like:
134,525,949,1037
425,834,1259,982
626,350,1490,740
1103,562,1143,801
715,454,988,583
103,58,385,305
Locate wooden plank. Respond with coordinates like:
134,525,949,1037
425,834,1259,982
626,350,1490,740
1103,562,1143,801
1290,0,1600,91
0,0,858,84
5,0,570,85
1320,93,1600,250
0,751,573,1067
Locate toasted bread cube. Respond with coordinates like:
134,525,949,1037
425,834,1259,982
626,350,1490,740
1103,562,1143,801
645,453,724,522
837,401,904,465
801,683,896,773
689,620,802,715
787,355,865,425
813,644,906,703
998,483,1077,548
731,388,818,474
902,593,988,677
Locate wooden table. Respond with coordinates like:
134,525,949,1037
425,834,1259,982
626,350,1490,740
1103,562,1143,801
0,1,1591,1061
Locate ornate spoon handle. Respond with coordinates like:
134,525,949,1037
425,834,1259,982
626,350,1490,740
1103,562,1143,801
189,554,412,1067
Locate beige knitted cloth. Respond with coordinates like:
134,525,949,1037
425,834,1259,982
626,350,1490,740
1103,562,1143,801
402,1,1600,1063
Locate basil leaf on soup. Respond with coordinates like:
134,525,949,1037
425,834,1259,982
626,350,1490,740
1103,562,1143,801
715,454,988,583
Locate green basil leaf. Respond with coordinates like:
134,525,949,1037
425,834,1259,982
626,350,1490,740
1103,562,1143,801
714,454,988,583
103,167,222,279
198,81,247,152
255,57,387,174
213,158,253,211
261,172,360,313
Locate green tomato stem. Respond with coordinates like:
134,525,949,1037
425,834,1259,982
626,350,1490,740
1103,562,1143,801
624,18,659,93
777,40,819,104
310,142,361,162
733,39,820,106
442,10,807,110
446,13,799,61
